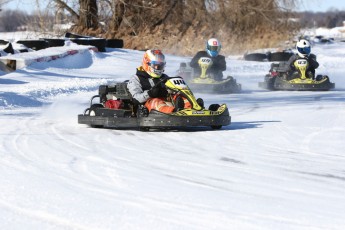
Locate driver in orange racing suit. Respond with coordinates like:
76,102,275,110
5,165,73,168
127,49,191,113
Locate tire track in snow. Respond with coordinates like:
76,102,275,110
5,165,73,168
0,199,94,230
0,115,40,172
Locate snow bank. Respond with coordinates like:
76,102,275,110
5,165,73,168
0,42,98,70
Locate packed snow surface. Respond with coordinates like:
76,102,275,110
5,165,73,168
1,40,345,230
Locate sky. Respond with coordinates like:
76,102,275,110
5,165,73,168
0,29,345,229
2,0,49,13
298,0,345,12
3,0,345,13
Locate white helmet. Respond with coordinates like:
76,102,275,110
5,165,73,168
296,39,311,58
142,49,166,78
206,38,221,57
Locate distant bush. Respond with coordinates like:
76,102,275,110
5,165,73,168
297,10,345,28
0,10,27,32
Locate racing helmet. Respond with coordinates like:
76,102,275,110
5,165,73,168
142,49,166,78
206,38,221,57
296,39,311,58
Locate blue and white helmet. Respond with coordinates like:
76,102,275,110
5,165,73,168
296,39,311,58
206,38,221,57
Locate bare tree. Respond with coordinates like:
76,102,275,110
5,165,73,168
0,10,27,31
53,0,79,20
0,0,12,11
2,0,300,54
52,0,98,30
78,0,98,28
100,0,298,54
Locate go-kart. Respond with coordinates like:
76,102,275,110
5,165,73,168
78,76,231,130
259,58,335,91
178,57,241,94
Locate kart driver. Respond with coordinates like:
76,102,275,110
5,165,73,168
190,38,226,81
286,39,319,79
127,49,191,113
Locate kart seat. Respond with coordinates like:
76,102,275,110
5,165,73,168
270,61,290,72
98,82,133,108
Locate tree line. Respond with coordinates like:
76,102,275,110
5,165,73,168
298,11,345,28
1,0,343,55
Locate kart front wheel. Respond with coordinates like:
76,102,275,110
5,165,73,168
209,104,222,130
208,104,220,111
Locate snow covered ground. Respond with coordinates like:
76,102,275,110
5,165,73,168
1,38,345,230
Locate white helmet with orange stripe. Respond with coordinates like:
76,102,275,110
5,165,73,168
142,49,166,78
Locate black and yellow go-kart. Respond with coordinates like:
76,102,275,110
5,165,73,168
78,76,231,131
259,58,335,91
178,58,241,94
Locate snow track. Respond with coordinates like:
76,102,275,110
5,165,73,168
1,45,345,229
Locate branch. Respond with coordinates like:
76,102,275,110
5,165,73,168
53,0,79,19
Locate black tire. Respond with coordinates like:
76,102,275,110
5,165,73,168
226,76,237,85
265,74,276,89
3,43,14,54
89,104,104,128
315,75,323,81
89,104,104,116
16,40,49,50
244,53,268,62
322,75,330,83
208,104,222,129
139,127,150,131
69,38,107,52
0,39,9,45
41,38,65,47
268,52,294,62
65,32,90,39
209,104,220,111
320,38,332,44
106,39,124,48
89,39,107,52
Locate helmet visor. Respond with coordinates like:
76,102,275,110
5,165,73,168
149,61,165,70
207,45,220,52
297,46,311,55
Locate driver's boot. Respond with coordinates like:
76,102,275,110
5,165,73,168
307,71,314,79
174,96,185,112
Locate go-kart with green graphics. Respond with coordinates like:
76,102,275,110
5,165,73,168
259,58,335,91
78,76,231,131
178,57,241,94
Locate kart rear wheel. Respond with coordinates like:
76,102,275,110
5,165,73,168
89,104,104,128
209,104,222,129
89,104,103,116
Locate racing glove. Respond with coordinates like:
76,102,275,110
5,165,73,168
148,87,162,98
